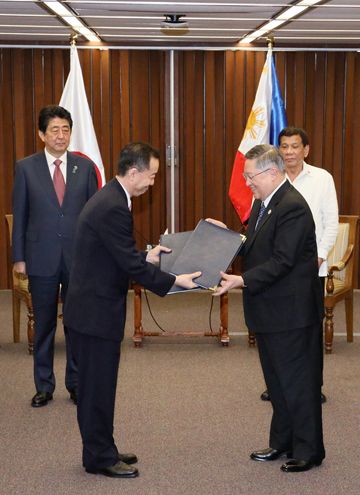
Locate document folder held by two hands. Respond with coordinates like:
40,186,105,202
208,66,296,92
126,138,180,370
159,219,246,294
159,231,194,294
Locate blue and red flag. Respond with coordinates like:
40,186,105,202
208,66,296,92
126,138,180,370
229,49,287,224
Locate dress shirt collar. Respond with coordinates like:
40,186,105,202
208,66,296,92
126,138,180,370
44,149,67,182
44,149,67,168
262,177,287,208
117,179,132,210
286,161,312,183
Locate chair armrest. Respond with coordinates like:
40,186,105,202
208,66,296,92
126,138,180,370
12,269,30,292
327,244,354,275
13,270,28,281
326,244,354,294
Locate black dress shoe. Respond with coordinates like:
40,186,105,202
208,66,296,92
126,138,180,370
261,390,327,404
31,391,53,408
250,448,291,462
118,453,138,465
260,389,271,401
68,389,77,405
85,460,139,478
281,459,322,472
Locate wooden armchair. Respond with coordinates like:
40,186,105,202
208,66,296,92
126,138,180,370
5,214,34,354
324,215,359,353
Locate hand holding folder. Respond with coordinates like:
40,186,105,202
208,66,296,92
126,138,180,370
160,219,246,294
146,242,201,291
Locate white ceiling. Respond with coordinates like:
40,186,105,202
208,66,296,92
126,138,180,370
0,0,359,48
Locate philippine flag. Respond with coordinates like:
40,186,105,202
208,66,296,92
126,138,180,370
59,45,106,188
228,49,287,224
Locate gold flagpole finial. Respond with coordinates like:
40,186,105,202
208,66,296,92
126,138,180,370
266,36,274,49
70,33,78,46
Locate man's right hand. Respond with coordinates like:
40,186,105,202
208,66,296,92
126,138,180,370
175,271,201,289
213,271,244,296
14,261,26,275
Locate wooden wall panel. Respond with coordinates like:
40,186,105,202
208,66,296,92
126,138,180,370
1,48,360,289
0,48,167,288
178,51,206,229
204,52,225,220
109,50,122,174
147,50,166,241
99,50,111,181
178,50,360,285
0,49,15,287
128,51,167,248
331,53,346,189
351,55,360,212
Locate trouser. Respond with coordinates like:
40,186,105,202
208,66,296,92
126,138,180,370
68,328,122,469
319,276,325,385
256,324,325,462
29,257,77,393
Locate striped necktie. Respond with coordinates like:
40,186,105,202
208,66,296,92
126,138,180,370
255,202,266,230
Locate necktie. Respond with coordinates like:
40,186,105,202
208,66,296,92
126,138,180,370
255,202,266,230
53,159,65,206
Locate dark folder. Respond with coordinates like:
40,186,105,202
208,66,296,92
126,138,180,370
160,220,246,293
160,231,192,273
160,231,199,294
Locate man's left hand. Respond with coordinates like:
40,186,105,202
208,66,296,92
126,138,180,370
146,245,171,265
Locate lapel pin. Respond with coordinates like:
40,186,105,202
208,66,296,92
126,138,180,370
268,209,272,215
72,165,78,174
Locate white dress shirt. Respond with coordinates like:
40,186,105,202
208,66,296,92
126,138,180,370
286,161,339,276
118,181,132,210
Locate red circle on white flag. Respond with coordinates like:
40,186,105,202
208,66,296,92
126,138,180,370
72,151,103,189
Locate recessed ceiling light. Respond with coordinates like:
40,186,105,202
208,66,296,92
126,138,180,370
240,0,324,44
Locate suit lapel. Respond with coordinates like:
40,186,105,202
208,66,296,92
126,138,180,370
245,181,291,252
34,152,61,208
62,152,77,207
247,200,261,235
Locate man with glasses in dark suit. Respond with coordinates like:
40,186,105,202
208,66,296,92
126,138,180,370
215,144,325,473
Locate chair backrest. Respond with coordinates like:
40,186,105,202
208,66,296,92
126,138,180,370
5,213,30,292
326,215,359,286
5,214,13,245
5,214,13,287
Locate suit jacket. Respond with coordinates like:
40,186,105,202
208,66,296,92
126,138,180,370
242,180,324,333
63,178,175,342
12,151,98,276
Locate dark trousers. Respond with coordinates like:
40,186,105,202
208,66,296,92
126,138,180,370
319,276,325,385
29,257,77,393
256,324,325,462
68,328,121,469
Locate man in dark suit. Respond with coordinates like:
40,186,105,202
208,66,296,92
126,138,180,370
215,144,325,472
64,142,200,479
12,105,98,408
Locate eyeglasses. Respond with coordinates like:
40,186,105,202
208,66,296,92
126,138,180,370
242,168,272,182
